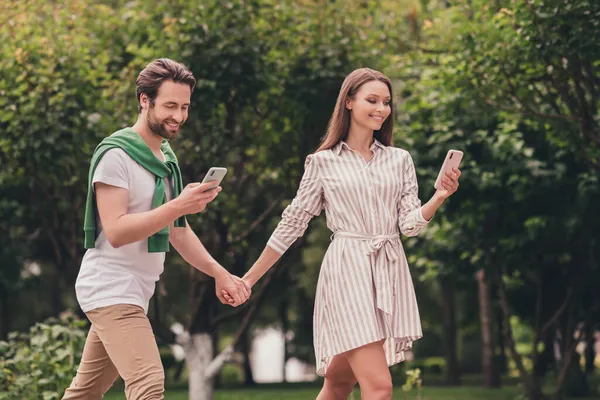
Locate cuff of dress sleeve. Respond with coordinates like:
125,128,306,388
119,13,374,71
267,234,288,255
418,207,432,224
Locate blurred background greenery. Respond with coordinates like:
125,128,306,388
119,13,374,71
0,0,599,399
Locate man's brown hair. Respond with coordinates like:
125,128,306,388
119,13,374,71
136,58,196,112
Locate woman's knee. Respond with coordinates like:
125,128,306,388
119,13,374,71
366,375,393,399
326,376,355,398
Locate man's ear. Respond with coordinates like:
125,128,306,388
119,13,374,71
140,93,150,110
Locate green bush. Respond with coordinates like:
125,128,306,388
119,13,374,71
158,345,179,381
220,363,243,385
404,357,447,377
0,312,88,400
423,357,446,375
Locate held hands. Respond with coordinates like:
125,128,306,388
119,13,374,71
215,270,251,307
221,277,252,307
175,182,222,215
435,167,461,200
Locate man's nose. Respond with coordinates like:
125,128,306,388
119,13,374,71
171,111,183,123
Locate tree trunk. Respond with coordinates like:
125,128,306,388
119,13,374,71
496,306,508,374
558,351,590,399
280,297,289,383
241,329,255,386
186,270,217,400
477,269,500,388
535,328,556,378
212,330,222,389
0,285,9,340
185,333,214,400
52,268,65,315
497,276,547,400
440,277,460,385
584,325,595,374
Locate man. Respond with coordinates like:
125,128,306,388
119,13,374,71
62,58,249,399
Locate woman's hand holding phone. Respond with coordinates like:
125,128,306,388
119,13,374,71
434,167,461,200
433,149,462,201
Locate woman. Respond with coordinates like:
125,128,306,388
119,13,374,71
225,68,460,399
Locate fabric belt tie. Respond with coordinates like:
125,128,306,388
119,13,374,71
331,231,401,332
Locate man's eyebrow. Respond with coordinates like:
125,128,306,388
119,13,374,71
163,101,190,106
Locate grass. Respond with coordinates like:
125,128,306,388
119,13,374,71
104,386,521,400
104,385,600,400
103,373,600,399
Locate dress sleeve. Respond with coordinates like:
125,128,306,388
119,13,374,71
398,151,430,237
267,154,324,254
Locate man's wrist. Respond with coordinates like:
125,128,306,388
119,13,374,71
166,197,184,219
211,263,229,280
243,274,255,288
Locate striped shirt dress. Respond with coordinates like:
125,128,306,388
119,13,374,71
267,139,429,376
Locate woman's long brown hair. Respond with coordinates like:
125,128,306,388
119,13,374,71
316,68,394,152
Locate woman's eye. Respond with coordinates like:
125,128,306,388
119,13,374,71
367,99,376,104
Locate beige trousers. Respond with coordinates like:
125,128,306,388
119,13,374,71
62,304,165,400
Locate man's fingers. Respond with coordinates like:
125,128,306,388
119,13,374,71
196,182,221,193
197,187,222,201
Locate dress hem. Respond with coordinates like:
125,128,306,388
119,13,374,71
316,334,423,377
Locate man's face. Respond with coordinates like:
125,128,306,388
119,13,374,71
143,80,191,140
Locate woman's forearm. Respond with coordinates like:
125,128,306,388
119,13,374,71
243,246,283,287
421,192,445,221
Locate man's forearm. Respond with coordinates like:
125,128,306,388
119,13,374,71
170,226,227,278
107,201,182,248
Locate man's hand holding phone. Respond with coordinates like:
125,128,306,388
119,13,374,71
174,182,222,215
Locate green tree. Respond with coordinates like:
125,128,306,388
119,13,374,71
453,0,600,169
0,0,124,316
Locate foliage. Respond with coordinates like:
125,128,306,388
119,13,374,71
391,0,600,397
0,0,599,398
0,312,87,400
0,0,126,316
449,0,600,168
402,368,423,400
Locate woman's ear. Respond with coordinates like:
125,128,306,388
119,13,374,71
345,97,353,110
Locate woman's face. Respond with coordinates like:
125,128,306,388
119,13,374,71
346,80,391,132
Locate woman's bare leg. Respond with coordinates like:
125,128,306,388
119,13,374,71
316,354,357,400
344,340,392,400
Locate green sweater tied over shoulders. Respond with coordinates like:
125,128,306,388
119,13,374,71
83,128,186,252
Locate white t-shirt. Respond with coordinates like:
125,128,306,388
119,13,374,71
75,148,173,314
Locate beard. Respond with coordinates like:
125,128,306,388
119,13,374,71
147,107,182,140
